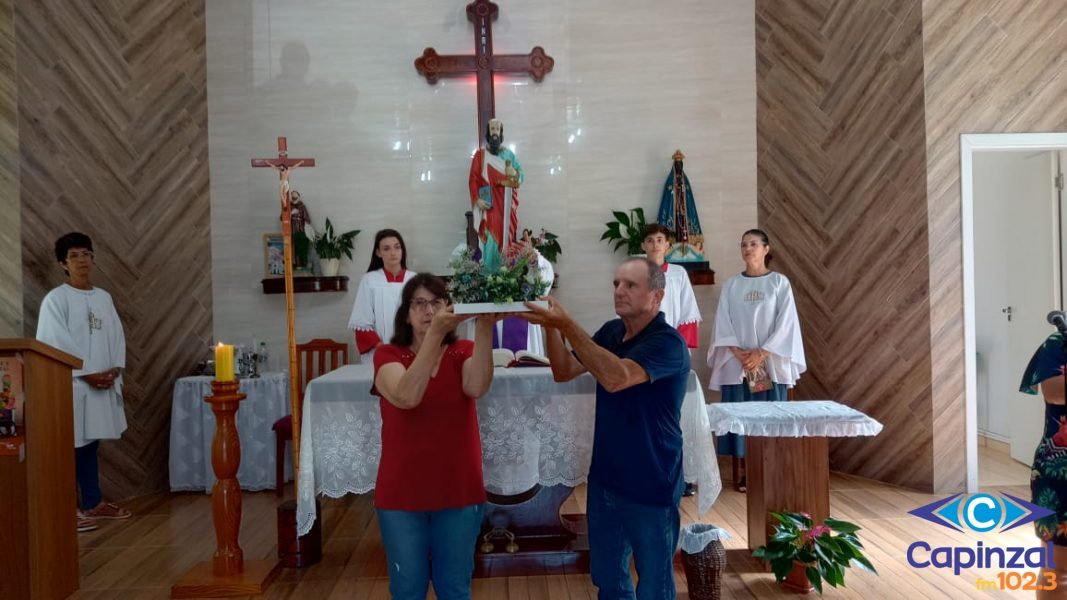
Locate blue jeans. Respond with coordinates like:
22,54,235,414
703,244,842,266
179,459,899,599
376,503,484,600
75,441,101,511
587,480,680,600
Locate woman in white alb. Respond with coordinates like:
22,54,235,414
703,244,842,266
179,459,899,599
348,229,416,359
707,229,805,492
36,232,132,532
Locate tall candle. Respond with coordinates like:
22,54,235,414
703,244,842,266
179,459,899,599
215,343,234,381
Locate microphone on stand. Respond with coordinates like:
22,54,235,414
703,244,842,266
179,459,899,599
1047,310,1067,335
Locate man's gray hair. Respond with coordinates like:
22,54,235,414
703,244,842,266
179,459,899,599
622,257,666,291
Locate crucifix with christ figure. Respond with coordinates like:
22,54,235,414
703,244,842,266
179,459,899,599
251,137,315,477
415,0,554,138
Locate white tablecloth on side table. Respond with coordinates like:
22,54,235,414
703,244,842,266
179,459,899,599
706,399,882,551
296,364,720,536
169,372,291,492
706,400,883,438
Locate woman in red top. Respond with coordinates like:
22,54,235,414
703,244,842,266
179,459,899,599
373,273,499,600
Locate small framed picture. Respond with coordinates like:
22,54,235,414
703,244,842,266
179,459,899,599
263,233,286,278
0,354,24,429
263,233,313,278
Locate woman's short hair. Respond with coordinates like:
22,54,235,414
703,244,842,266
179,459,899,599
54,232,93,263
367,229,408,273
390,273,457,347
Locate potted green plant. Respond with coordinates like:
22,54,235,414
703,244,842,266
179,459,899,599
313,218,360,277
600,208,647,256
752,510,876,594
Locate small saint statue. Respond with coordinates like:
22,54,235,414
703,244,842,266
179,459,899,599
286,190,316,273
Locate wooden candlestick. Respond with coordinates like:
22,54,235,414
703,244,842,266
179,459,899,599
207,380,245,575
171,381,280,598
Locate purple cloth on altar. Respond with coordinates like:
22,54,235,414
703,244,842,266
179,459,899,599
493,317,529,353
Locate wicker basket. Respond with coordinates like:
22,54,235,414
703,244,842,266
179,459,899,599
681,538,726,600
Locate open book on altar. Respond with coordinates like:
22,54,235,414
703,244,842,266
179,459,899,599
493,348,550,368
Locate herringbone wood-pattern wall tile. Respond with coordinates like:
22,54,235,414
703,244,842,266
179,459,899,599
0,0,19,338
757,0,934,490
17,0,211,500
922,0,1067,492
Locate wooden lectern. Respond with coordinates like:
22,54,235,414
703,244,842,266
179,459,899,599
746,436,830,550
0,339,82,600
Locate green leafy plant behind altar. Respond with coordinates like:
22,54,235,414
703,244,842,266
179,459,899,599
313,218,361,260
752,510,876,594
524,228,562,265
448,245,551,304
600,208,647,256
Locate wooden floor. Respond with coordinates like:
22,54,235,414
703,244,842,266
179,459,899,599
72,446,1035,599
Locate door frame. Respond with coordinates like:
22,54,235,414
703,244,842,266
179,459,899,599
962,133,1067,493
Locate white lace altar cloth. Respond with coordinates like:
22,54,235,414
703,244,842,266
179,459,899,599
168,372,291,492
296,364,720,536
706,400,883,438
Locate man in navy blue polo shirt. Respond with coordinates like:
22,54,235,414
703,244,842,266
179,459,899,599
522,257,690,599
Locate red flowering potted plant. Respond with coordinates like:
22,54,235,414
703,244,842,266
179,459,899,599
752,510,876,594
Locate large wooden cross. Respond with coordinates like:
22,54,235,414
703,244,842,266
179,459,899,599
251,137,315,478
415,0,554,139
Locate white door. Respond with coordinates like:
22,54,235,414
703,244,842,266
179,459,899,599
973,150,1059,464
1060,150,1067,305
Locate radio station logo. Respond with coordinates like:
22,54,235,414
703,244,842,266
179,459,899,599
908,492,1053,533
906,492,1059,591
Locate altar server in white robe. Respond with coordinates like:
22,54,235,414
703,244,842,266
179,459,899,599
641,224,701,347
641,223,703,496
707,229,805,492
36,232,131,531
348,229,416,360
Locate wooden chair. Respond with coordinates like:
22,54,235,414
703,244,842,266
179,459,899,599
273,338,349,496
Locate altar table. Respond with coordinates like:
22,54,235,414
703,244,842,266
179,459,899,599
169,372,290,492
706,400,882,550
296,364,720,536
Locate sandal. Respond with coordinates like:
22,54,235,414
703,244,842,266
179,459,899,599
736,476,747,494
84,501,132,520
77,514,99,532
